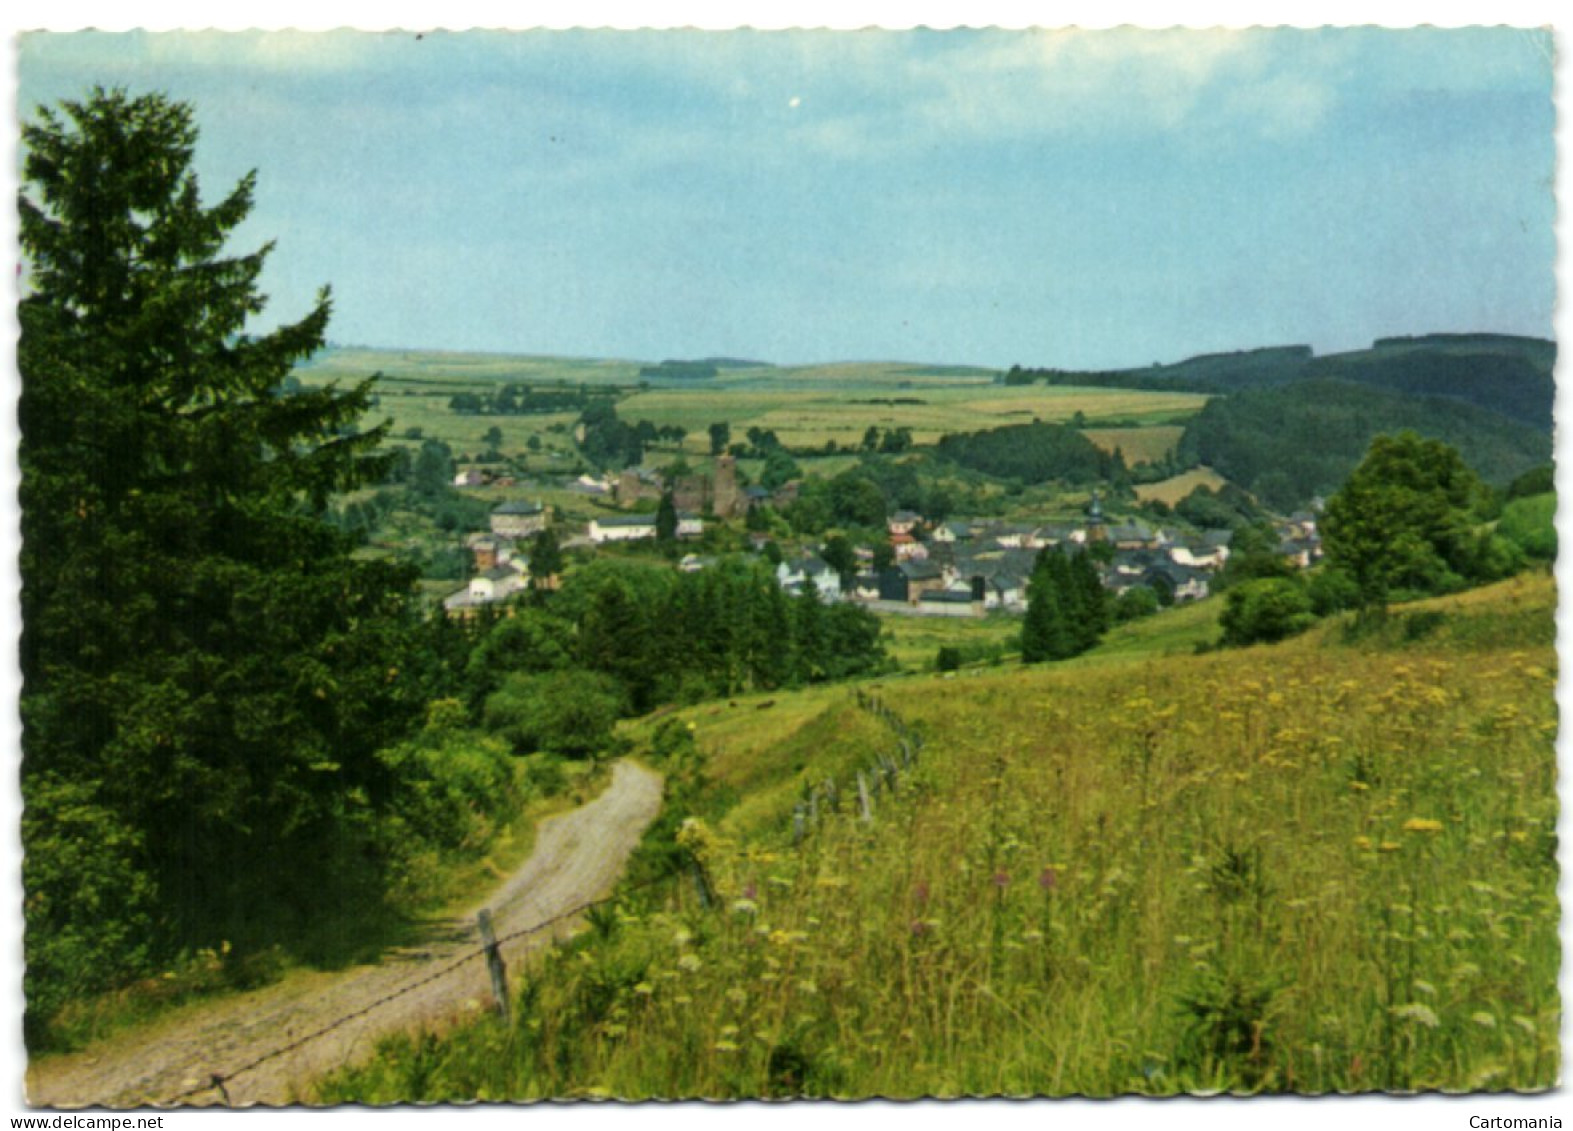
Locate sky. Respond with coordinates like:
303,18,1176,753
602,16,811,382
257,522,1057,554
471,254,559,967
13,22,1556,371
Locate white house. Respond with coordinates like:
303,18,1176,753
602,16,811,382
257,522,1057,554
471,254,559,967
777,555,842,600
587,514,657,543
677,513,705,539
490,499,549,539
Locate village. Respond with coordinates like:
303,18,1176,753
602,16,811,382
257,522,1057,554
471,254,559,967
439,453,1326,619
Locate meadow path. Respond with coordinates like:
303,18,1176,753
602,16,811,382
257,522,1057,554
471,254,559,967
26,759,665,1109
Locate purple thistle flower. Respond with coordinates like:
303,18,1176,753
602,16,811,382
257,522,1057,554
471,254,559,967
992,870,1010,890
743,881,757,901
1038,867,1058,892
913,881,930,906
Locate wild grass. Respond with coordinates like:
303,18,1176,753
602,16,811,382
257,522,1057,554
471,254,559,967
1082,426,1186,466
876,612,1021,671
319,578,1557,1101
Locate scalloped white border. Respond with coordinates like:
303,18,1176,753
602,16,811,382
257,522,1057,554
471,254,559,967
3,7,1567,1131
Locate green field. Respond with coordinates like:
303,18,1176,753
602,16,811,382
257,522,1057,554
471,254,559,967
1134,466,1234,506
294,347,1208,469
876,611,1023,670
1082,425,1186,466
320,572,1558,1099
619,384,1207,453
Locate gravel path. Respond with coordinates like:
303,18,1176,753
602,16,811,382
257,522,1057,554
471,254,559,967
26,760,665,1108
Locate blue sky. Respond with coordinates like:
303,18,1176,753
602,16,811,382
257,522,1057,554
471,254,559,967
16,25,1556,369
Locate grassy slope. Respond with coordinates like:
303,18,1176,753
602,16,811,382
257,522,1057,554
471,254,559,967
321,572,1557,1099
1132,466,1234,505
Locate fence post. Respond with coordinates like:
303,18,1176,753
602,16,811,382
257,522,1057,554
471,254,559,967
690,861,715,910
477,909,510,1024
858,771,874,824
793,803,806,847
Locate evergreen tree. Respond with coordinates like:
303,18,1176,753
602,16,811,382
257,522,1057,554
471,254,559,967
1068,550,1111,651
1022,548,1098,662
19,88,425,1032
530,526,564,589
747,571,795,690
792,582,828,683
656,488,679,544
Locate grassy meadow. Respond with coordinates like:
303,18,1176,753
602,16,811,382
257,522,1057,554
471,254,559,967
319,571,1558,1100
294,347,1207,469
1134,466,1234,505
617,384,1207,453
876,612,1023,671
1082,425,1186,465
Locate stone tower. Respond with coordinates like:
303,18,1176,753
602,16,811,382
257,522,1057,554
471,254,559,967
712,454,741,518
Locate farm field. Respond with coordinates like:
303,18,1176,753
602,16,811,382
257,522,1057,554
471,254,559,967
320,572,1558,1100
618,384,1208,453
293,347,1208,467
1134,466,1234,505
876,610,1023,671
1082,425,1186,465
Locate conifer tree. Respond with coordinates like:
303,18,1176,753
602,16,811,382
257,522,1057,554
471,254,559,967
19,89,424,1031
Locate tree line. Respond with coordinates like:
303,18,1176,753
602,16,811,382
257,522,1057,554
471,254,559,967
449,383,619,416
935,420,1129,487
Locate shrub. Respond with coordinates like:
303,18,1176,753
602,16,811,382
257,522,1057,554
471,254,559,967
1497,493,1556,561
484,669,627,758
1219,578,1316,647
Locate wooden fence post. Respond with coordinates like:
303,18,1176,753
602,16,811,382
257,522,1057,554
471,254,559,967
858,771,873,823
691,862,714,909
793,803,806,847
477,909,510,1024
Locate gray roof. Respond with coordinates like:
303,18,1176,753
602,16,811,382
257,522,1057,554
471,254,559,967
920,590,976,604
493,500,544,515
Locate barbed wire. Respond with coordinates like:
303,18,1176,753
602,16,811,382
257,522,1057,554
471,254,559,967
161,866,680,1106
164,693,922,1107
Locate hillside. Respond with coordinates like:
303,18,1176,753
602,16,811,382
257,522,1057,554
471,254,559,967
1018,334,1554,433
320,573,1557,1100
1175,379,1552,510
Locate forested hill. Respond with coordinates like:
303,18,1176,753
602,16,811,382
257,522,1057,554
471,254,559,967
1176,379,1553,510
1013,333,1554,432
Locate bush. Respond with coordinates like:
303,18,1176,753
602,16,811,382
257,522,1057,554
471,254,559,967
22,778,158,1047
1219,578,1317,647
935,646,963,672
1113,586,1161,623
1497,493,1556,561
484,669,627,758
1306,566,1359,616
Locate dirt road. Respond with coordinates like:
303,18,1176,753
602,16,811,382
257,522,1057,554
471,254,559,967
26,759,665,1108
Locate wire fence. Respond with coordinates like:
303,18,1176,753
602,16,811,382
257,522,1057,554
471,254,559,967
163,867,679,1106
165,690,922,1107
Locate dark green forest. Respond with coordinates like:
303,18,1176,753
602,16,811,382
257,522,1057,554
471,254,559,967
1174,380,1552,510
934,420,1128,486
1009,334,1553,432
